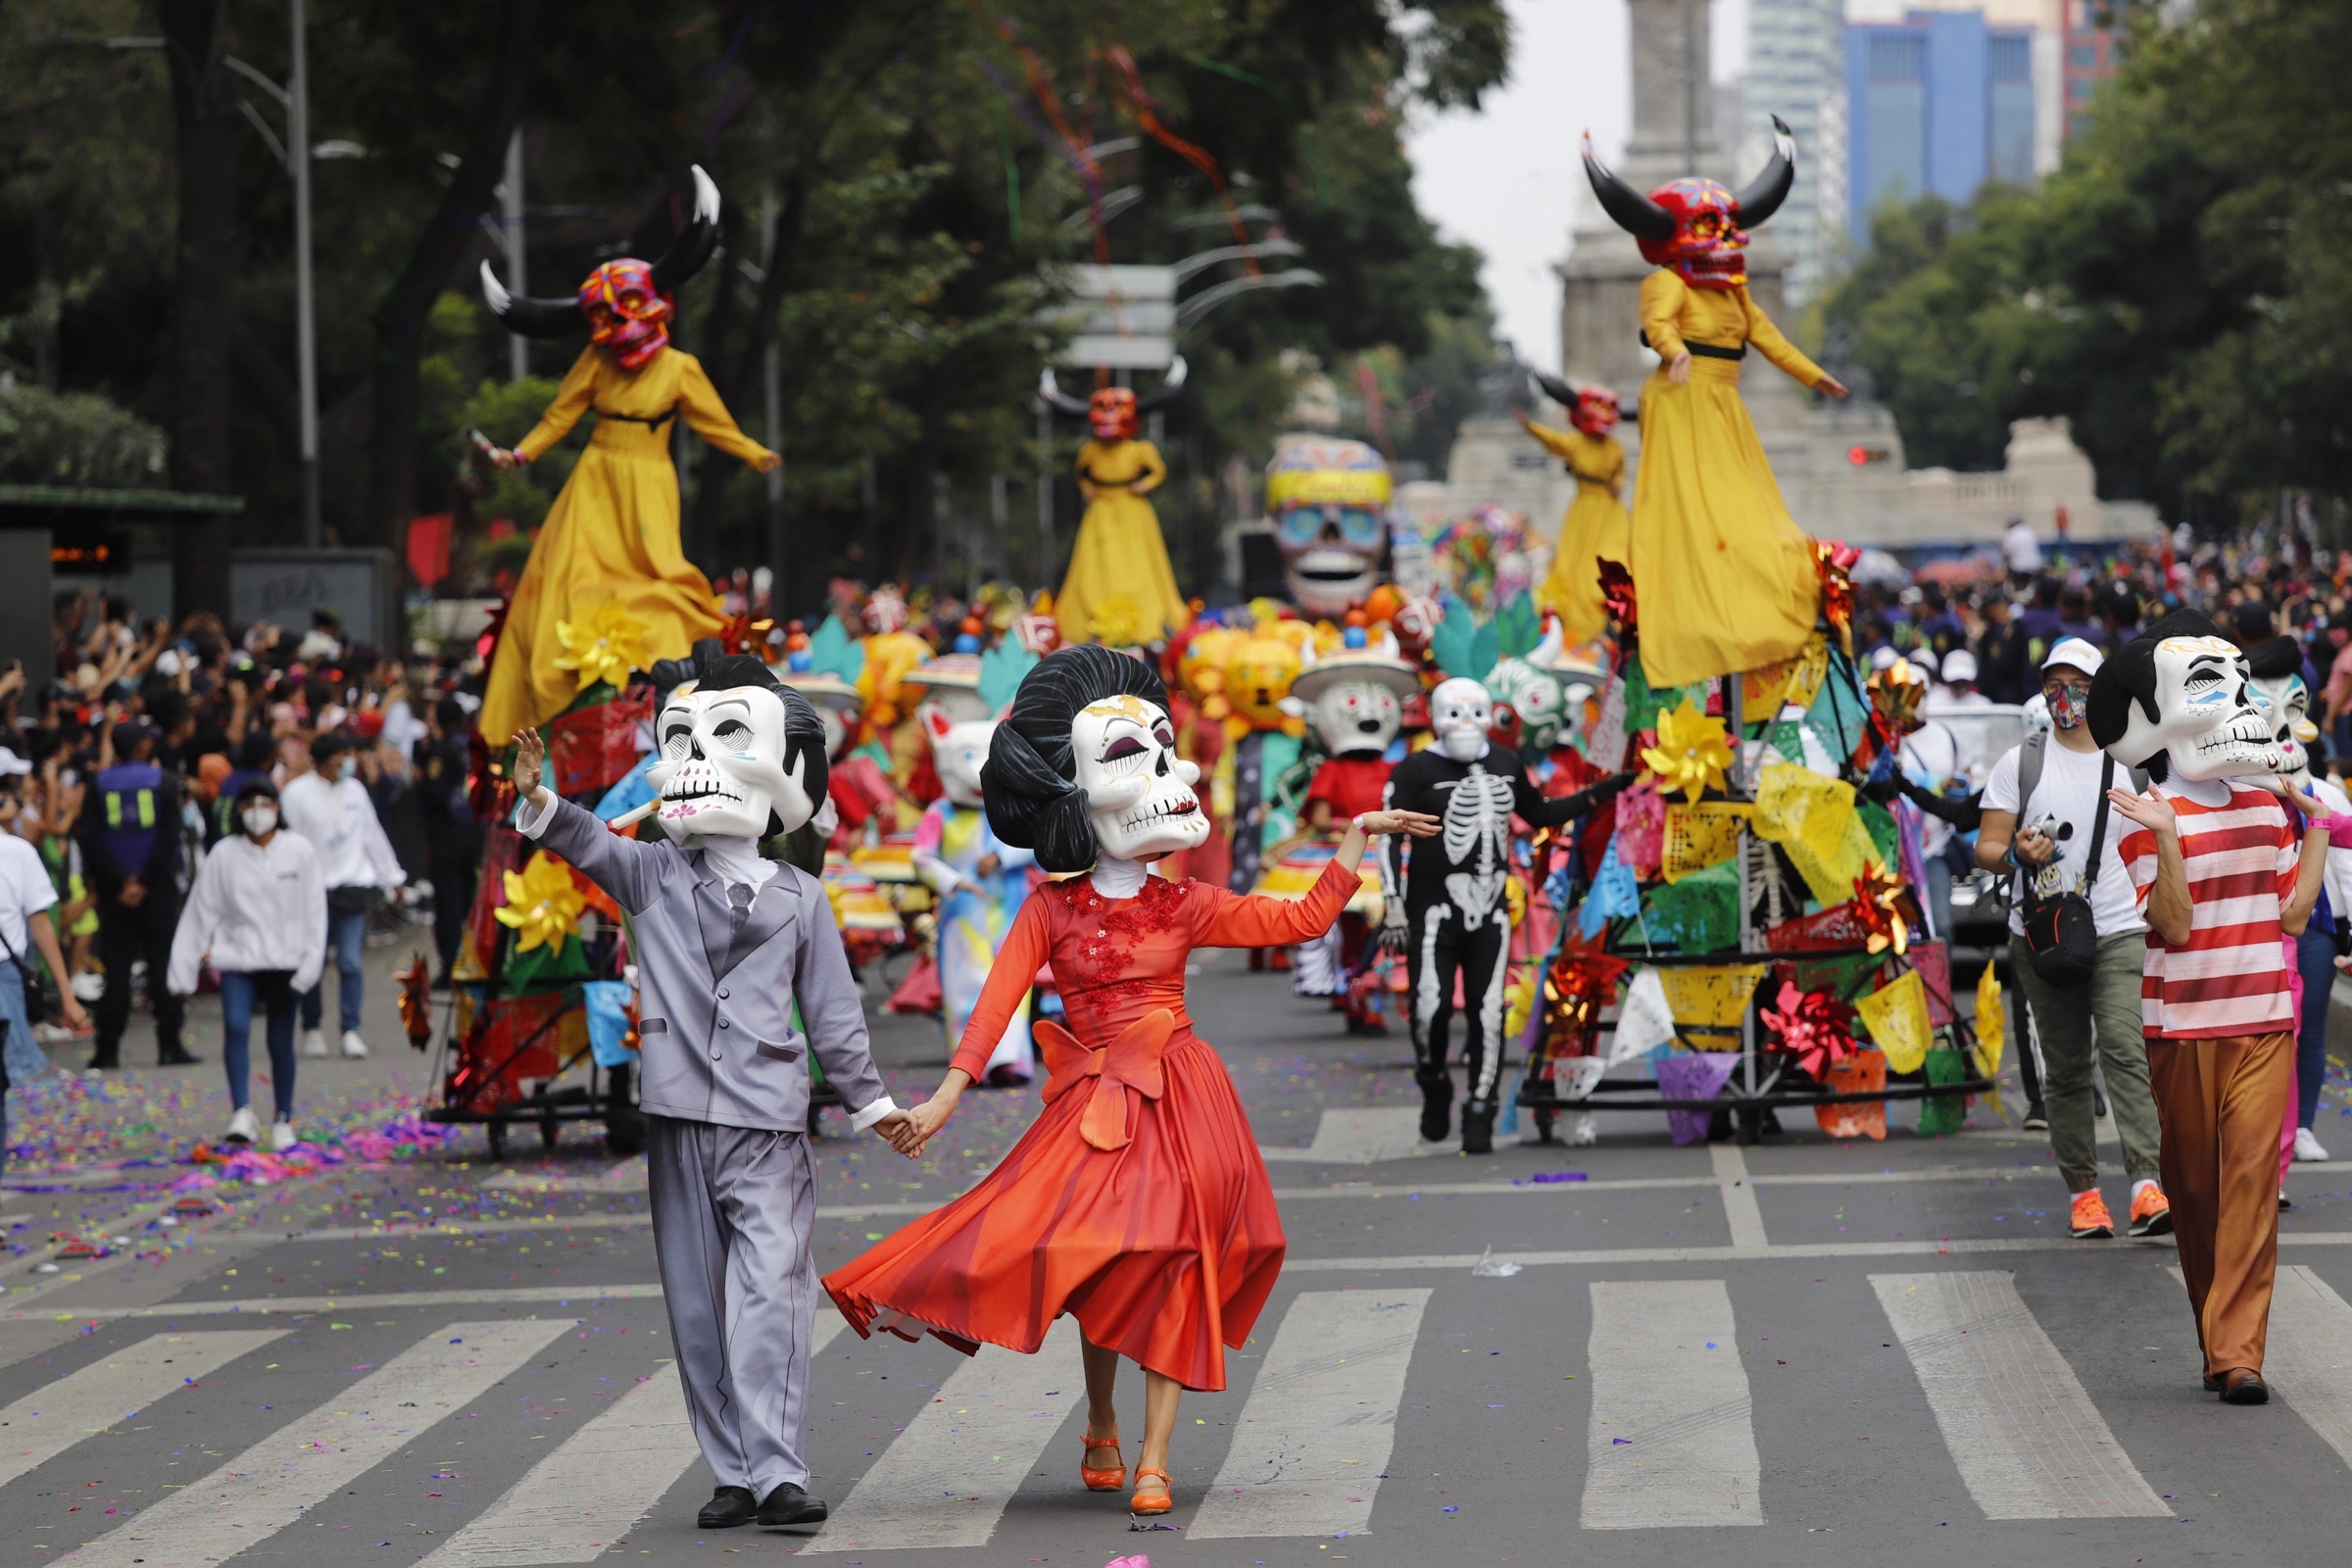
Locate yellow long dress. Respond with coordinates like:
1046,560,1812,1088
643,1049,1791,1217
1631,269,1825,689
480,344,772,745
1525,418,1630,644
1054,437,1188,647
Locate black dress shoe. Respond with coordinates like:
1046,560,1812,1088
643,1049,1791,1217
758,1481,829,1527
1460,1102,1495,1156
158,1045,199,1067
697,1486,758,1529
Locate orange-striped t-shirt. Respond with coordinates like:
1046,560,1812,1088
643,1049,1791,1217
2119,781,2299,1039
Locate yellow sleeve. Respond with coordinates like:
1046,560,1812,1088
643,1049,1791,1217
514,347,600,464
1585,435,1626,487
1520,418,1579,463
673,352,776,466
1126,440,1168,496
1639,270,1690,364
1740,288,1826,389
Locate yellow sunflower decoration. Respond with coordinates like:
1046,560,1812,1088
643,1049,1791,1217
494,851,588,954
1639,697,1735,806
552,602,651,694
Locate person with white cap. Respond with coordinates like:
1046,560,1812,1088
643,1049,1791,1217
1935,648,1992,710
1977,635,2172,1242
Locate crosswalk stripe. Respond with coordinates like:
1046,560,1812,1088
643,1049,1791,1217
1871,1271,2168,1519
0,1329,286,1489
1710,1145,1769,1249
68,1317,573,1568
2245,1264,2352,1469
1580,1279,1761,1528
415,1315,848,1565
1256,1107,1431,1164
801,1319,1079,1553
1189,1288,1433,1541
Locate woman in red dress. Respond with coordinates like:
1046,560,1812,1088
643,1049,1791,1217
828,645,1435,1515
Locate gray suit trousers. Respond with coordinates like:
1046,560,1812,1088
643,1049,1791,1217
648,1114,820,1496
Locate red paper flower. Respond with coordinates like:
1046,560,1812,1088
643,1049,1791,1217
1851,864,1917,957
716,612,777,658
1816,541,1859,651
1544,928,1633,1049
1596,559,1639,633
1761,980,1857,1078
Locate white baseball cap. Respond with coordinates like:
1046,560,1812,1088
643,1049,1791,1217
0,746,30,777
2042,637,2104,678
1940,649,1979,684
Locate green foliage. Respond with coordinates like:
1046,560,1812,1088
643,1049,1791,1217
0,381,168,487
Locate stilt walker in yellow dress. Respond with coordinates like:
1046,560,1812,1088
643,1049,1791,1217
1038,364,1190,647
1581,120,1849,689
1523,372,1630,644
475,168,780,745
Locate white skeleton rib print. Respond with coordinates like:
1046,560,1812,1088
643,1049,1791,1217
1438,765,1517,929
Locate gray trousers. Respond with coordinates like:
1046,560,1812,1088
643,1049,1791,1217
648,1115,820,1497
2008,932,2164,1193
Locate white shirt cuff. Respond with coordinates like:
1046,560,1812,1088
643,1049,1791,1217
847,1095,901,1134
514,792,559,838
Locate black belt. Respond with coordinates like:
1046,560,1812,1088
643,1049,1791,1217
1637,331,1745,361
596,405,677,431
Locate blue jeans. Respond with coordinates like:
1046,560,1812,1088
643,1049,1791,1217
0,964,43,1174
1923,857,1954,945
300,906,368,1035
2296,924,2335,1131
220,970,298,1118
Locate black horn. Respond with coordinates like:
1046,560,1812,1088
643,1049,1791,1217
1037,367,1092,419
1530,369,1579,409
649,166,722,295
1133,355,1189,414
479,260,582,339
1732,115,1796,228
1581,131,1674,244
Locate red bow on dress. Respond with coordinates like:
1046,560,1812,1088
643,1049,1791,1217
1037,1008,1175,1152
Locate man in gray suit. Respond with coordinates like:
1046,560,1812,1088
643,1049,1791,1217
512,650,907,1531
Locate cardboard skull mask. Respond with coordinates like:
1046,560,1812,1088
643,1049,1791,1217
2246,638,2320,782
2089,610,2289,784
1431,677,1494,763
1071,695,1207,860
921,705,996,808
1486,658,1568,753
647,661,827,838
1308,676,1403,757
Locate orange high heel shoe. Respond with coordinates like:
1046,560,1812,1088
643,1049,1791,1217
1080,1427,1126,1492
1130,1466,1173,1516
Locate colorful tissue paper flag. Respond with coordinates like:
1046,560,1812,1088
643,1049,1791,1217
1802,664,1871,770
1645,858,1740,954
1974,961,2009,1123
1752,761,1883,906
1918,1047,1972,1136
1587,674,1630,770
1657,1051,1740,1146
1552,1055,1608,1100
1608,966,1676,1065
1908,941,1956,1026
1817,1049,1888,1141
1854,968,1934,1075
1656,962,1768,1036
1662,802,1752,883
580,980,638,1068
1577,839,1642,939
1614,778,1667,877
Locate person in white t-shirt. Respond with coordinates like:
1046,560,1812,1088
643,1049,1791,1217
0,782,90,1179
278,733,405,1060
1978,636,2170,1244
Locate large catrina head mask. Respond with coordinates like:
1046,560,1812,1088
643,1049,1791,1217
2088,610,2290,785
2245,636,2320,783
1071,695,1208,860
921,705,996,809
645,653,828,839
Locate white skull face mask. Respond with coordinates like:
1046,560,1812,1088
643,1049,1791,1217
1071,695,1207,861
1310,676,1402,758
1431,677,1493,763
647,683,814,839
816,706,848,760
2105,634,2287,783
1485,658,1568,753
2248,667,2317,783
922,705,996,808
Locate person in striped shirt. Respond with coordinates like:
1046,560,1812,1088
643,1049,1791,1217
2091,610,2329,1407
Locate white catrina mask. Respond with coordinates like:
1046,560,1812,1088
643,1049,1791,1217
1310,676,1402,758
1484,657,1568,753
1071,696,1207,861
2248,667,2318,783
921,704,995,808
1430,677,1494,763
648,683,814,839
2110,635,2288,783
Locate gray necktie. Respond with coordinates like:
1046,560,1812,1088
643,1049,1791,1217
728,882,753,938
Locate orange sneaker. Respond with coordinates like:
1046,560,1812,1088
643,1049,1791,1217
2129,1183,2174,1238
2070,1189,2115,1240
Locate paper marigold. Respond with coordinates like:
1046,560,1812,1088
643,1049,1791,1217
494,851,588,954
552,602,651,693
1639,697,1735,805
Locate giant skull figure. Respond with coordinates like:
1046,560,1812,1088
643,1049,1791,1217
647,656,830,840
2089,610,2292,784
1581,118,1794,291
2245,637,2320,783
1266,436,1396,616
1071,695,1211,862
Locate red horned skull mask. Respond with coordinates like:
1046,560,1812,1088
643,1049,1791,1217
1571,385,1622,438
578,259,672,369
1089,387,1140,443
1582,118,1796,294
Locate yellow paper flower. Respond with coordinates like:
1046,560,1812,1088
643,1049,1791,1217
552,602,651,693
1640,698,1735,805
494,851,587,954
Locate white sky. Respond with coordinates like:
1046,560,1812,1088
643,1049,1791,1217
1405,0,1750,373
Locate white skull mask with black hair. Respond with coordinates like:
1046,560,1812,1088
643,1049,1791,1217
648,682,817,839
2116,635,2288,783
2248,667,2318,784
1070,695,1208,861
1431,677,1494,763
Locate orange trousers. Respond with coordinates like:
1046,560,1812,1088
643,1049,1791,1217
2147,1031,2291,1377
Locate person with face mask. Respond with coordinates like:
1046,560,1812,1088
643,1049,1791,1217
1377,677,1635,1154
278,733,406,1059
1978,638,2172,1241
167,780,326,1151
827,646,1438,1520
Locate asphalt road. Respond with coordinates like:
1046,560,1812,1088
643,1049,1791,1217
9,943,2352,1568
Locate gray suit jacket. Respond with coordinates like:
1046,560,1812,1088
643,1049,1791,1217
526,796,888,1134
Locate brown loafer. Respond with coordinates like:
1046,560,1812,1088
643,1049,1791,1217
2202,1371,2223,1393
2220,1368,2270,1405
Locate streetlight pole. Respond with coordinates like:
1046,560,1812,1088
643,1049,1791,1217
502,127,527,383
288,0,319,546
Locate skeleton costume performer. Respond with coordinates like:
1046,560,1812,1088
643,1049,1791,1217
911,707,1037,1085
1039,367,1190,647
1380,678,1633,1152
478,170,777,746
1582,122,1841,689
513,647,900,1529
1523,376,1630,645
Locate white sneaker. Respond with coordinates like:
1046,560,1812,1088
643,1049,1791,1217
224,1106,260,1145
70,971,104,1003
1564,1110,1600,1147
270,1118,298,1153
300,1028,327,1058
2294,1126,2330,1163
340,1030,369,1059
